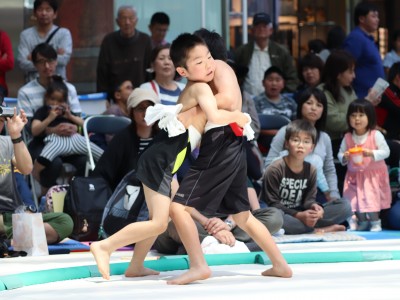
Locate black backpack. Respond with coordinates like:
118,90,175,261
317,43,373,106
98,169,146,239
64,176,112,241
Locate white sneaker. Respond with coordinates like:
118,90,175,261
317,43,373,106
273,228,285,237
370,220,382,232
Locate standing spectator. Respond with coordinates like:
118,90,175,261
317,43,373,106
96,5,152,98
234,12,299,96
343,1,384,99
253,66,297,120
383,30,400,75
148,12,170,49
140,45,185,105
17,0,72,82
0,30,14,100
337,100,391,232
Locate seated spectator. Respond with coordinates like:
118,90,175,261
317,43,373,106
318,25,346,63
293,53,324,101
92,88,159,191
376,61,400,170
0,108,73,245
154,184,284,254
383,30,400,75
90,80,134,150
148,12,170,48
17,43,84,194
261,119,352,235
254,66,297,120
140,44,185,105
265,88,342,204
31,76,103,181
104,80,133,117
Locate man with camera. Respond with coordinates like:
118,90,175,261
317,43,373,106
0,108,73,257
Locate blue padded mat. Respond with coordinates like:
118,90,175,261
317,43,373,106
353,230,400,240
8,239,90,255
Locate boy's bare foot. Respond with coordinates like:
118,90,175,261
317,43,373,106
125,265,160,277
314,224,346,234
90,241,111,280
262,264,293,278
167,265,211,285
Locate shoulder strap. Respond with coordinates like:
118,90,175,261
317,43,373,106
45,26,61,44
150,80,158,95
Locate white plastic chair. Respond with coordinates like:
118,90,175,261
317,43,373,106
83,115,131,176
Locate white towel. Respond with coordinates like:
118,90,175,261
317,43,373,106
145,103,186,137
201,236,250,254
242,113,255,141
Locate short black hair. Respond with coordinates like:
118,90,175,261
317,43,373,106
263,66,284,80
170,33,206,68
388,62,400,83
298,53,324,83
296,87,327,136
44,75,69,105
150,12,170,25
354,1,378,26
346,99,376,131
34,0,58,12
193,28,227,61
31,43,57,63
285,119,317,145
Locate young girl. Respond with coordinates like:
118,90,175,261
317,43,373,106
31,75,104,180
338,99,391,231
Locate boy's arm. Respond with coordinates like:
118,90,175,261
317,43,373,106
193,82,248,127
302,165,318,209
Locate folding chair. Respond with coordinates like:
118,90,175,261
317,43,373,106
83,115,131,176
257,114,291,155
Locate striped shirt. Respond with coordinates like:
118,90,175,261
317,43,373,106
139,137,153,153
140,80,185,105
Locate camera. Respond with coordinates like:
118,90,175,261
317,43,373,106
49,105,66,114
0,106,15,118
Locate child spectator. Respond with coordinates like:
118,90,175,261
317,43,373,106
338,99,391,232
262,119,349,234
254,66,297,120
31,75,103,180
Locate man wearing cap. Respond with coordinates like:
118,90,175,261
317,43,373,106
92,88,160,191
234,12,299,96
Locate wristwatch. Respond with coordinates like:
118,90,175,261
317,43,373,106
26,205,38,213
224,219,234,231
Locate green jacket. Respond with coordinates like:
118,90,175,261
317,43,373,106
234,39,299,93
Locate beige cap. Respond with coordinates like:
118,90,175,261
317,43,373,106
127,88,159,109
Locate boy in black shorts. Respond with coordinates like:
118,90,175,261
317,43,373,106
90,34,249,280
167,34,292,285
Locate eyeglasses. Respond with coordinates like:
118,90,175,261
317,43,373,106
35,58,56,66
289,137,313,146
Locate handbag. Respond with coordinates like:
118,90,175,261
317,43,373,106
12,213,49,256
64,176,112,241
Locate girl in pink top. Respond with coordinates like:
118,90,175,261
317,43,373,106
338,99,391,231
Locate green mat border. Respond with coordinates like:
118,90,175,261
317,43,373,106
1,250,400,291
